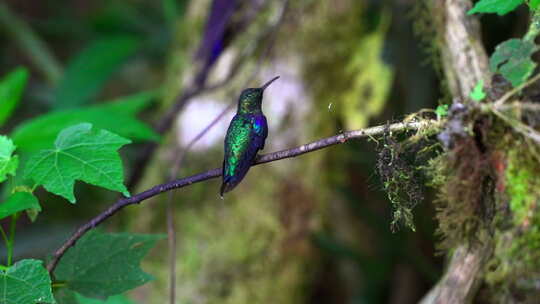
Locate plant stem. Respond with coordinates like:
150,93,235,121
0,225,7,265
6,213,19,266
51,282,67,289
525,9,540,42
0,225,8,247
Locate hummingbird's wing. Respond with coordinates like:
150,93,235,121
221,114,267,195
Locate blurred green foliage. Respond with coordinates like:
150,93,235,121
54,36,140,109
1,0,532,303
12,91,158,153
0,67,27,126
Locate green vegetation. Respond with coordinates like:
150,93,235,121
0,0,539,303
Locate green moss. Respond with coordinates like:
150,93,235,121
425,143,488,249
485,144,540,301
506,149,539,225
502,147,540,267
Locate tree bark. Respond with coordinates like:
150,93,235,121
421,1,494,303
434,0,490,101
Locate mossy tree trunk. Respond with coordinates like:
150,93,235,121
421,1,540,303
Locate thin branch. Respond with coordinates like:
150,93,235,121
492,101,540,112
46,119,437,274
491,108,540,145
494,73,540,106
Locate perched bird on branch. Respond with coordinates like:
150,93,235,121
220,76,279,196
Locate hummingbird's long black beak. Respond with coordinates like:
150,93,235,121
260,76,280,91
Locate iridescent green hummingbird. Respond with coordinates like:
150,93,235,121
220,76,280,196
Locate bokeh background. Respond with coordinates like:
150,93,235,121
0,0,529,303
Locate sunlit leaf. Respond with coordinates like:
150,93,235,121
470,80,486,102
54,230,164,299
0,135,18,183
24,123,131,203
468,0,524,16
435,104,449,120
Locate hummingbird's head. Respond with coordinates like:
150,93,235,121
237,76,279,114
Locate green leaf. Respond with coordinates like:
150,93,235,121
55,290,134,304
0,259,55,304
0,135,18,183
98,90,158,116
435,104,449,120
24,123,131,203
470,80,487,101
530,0,540,10
0,67,28,126
54,289,78,304
0,192,40,221
76,293,134,304
11,91,158,153
54,231,164,299
490,38,538,87
54,36,140,109
468,0,524,16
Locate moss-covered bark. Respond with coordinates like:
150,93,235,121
420,1,540,303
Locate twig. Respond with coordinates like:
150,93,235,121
492,101,540,112
491,108,540,145
494,73,540,106
46,119,437,274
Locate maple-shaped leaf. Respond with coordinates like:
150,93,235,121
490,38,538,87
54,230,164,299
0,259,55,304
24,123,131,203
12,91,158,153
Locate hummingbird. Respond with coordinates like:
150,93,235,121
220,76,280,196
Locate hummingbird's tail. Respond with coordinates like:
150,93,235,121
220,181,233,198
